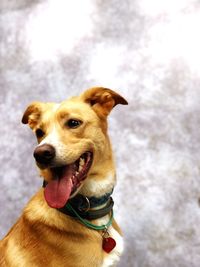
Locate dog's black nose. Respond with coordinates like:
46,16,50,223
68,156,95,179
33,144,55,165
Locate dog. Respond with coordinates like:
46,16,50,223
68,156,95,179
0,87,128,267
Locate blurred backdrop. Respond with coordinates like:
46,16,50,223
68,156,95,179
1,1,200,266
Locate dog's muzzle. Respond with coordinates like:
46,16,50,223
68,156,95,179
33,144,55,165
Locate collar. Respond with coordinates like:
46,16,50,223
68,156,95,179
43,180,114,220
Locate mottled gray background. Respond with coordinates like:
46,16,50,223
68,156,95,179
1,1,200,266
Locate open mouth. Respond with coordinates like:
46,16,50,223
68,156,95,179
44,151,93,209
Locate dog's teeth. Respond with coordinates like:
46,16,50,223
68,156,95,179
78,158,85,172
80,158,85,166
75,171,79,176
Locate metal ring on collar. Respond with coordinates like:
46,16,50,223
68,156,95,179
78,196,90,212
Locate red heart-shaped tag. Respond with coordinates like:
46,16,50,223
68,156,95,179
102,237,116,253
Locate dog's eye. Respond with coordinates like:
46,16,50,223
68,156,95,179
35,128,45,138
67,119,82,129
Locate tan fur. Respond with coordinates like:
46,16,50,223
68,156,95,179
0,87,127,267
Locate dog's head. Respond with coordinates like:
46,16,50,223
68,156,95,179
22,87,127,208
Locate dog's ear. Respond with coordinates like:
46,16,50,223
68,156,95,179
81,87,128,117
22,102,43,129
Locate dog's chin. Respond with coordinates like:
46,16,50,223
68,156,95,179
40,152,93,208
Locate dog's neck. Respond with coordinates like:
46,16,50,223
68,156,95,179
79,171,116,198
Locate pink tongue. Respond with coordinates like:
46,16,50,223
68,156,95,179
44,165,74,209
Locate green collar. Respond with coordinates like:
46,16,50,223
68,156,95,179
66,202,114,231
58,196,114,220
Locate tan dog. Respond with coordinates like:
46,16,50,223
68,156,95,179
0,87,128,267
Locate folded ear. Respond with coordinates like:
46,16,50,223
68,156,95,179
22,102,43,128
80,87,128,117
